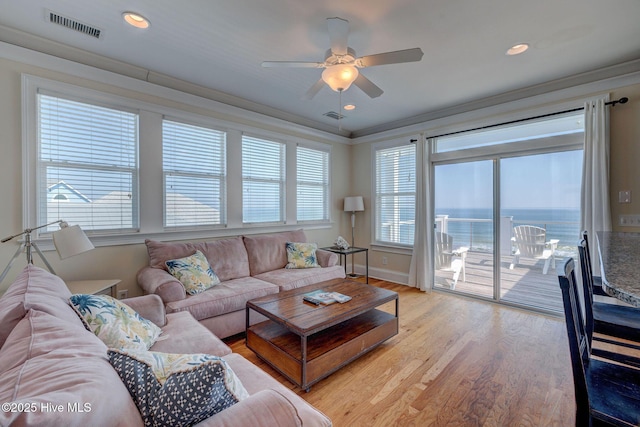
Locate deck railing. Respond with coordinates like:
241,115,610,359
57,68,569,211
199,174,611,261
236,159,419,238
436,215,580,256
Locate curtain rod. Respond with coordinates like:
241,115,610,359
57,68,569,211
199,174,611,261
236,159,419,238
410,96,629,142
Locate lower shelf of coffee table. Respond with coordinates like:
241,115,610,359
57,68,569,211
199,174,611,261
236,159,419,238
246,309,398,389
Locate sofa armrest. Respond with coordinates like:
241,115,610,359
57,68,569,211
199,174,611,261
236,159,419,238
121,294,166,327
137,266,186,303
194,390,304,427
316,249,338,268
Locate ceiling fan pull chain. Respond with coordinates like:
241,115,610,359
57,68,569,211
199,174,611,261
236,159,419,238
338,89,342,131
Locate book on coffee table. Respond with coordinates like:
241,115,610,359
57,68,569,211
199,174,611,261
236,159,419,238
303,289,351,305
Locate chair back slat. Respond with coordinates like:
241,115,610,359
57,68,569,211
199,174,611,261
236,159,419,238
435,232,453,269
577,239,595,344
557,258,591,423
513,225,546,258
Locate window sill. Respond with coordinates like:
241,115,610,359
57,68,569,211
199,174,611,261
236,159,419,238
33,222,335,251
370,243,413,256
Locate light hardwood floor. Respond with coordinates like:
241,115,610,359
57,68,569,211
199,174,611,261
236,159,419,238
225,278,577,426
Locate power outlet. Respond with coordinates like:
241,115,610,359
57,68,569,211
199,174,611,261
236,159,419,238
619,190,631,203
117,289,128,299
382,256,388,265
619,214,640,227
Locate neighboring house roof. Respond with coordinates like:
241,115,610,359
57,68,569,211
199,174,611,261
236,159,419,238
47,181,92,203
47,190,220,228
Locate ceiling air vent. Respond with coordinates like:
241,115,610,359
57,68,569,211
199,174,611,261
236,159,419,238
323,111,345,120
47,10,102,39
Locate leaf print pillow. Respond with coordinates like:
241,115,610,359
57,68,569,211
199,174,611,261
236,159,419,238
285,242,321,269
69,294,162,350
165,250,220,295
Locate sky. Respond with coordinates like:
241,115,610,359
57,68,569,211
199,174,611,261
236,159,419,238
435,149,583,210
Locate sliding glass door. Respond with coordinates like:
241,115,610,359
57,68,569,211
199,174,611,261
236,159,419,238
499,151,582,312
431,113,584,314
434,161,494,298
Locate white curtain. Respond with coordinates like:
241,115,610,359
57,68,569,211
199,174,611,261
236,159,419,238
408,136,433,292
581,97,612,273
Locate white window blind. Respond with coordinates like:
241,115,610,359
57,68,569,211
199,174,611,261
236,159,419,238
163,120,226,228
242,135,285,224
375,144,416,245
38,93,138,233
297,145,330,222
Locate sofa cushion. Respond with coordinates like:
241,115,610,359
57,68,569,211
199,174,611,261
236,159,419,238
109,349,248,427
254,265,346,292
146,237,250,281
166,250,221,295
70,294,162,351
222,353,332,427
165,277,279,321
243,229,307,276
150,311,232,356
0,265,79,349
285,242,321,269
0,309,143,427
193,389,303,427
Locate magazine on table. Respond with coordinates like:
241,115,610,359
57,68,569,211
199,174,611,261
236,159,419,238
303,289,352,305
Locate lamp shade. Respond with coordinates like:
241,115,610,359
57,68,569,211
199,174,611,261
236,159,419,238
52,224,94,259
344,196,364,212
322,64,359,92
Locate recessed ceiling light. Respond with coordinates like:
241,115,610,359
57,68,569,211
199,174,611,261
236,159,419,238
506,43,529,56
123,12,150,29
344,104,356,111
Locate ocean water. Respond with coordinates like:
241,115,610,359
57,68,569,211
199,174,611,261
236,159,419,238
436,208,580,255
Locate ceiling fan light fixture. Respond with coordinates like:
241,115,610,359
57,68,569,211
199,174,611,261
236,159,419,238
322,64,359,92
123,12,150,29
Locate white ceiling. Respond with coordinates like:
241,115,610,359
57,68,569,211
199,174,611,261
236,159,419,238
1,0,639,138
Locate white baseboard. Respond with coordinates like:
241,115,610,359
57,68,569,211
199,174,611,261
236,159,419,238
353,264,410,286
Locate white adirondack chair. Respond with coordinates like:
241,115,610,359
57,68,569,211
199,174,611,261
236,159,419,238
435,232,468,289
509,225,559,274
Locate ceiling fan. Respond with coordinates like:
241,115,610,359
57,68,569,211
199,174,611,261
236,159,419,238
262,17,424,100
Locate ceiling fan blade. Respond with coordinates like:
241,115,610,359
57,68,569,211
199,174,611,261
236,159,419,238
356,48,424,67
353,74,383,98
302,78,325,100
262,61,324,68
327,17,349,56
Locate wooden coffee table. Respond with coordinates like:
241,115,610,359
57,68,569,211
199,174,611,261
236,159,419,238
246,278,398,391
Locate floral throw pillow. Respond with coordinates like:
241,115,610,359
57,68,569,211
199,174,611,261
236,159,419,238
69,294,162,351
108,349,249,427
285,242,320,269
165,250,220,295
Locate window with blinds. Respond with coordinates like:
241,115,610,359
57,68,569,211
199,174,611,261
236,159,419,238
374,144,416,245
38,93,138,233
242,135,285,224
297,145,330,222
163,120,226,228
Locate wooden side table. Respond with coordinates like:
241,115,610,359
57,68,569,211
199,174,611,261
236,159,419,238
320,246,369,283
66,279,121,297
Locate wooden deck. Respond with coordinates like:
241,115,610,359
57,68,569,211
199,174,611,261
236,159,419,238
434,250,574,314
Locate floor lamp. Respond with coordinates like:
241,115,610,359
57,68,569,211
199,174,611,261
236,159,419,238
344,196,364,277
0,220,94,283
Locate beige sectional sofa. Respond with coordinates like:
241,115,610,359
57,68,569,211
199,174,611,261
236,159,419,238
137,230,346,338
0,265,332,426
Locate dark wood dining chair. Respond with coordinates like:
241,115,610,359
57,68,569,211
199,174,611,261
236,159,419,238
557,257,640,426
581,230,608,297
578,238,640,343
